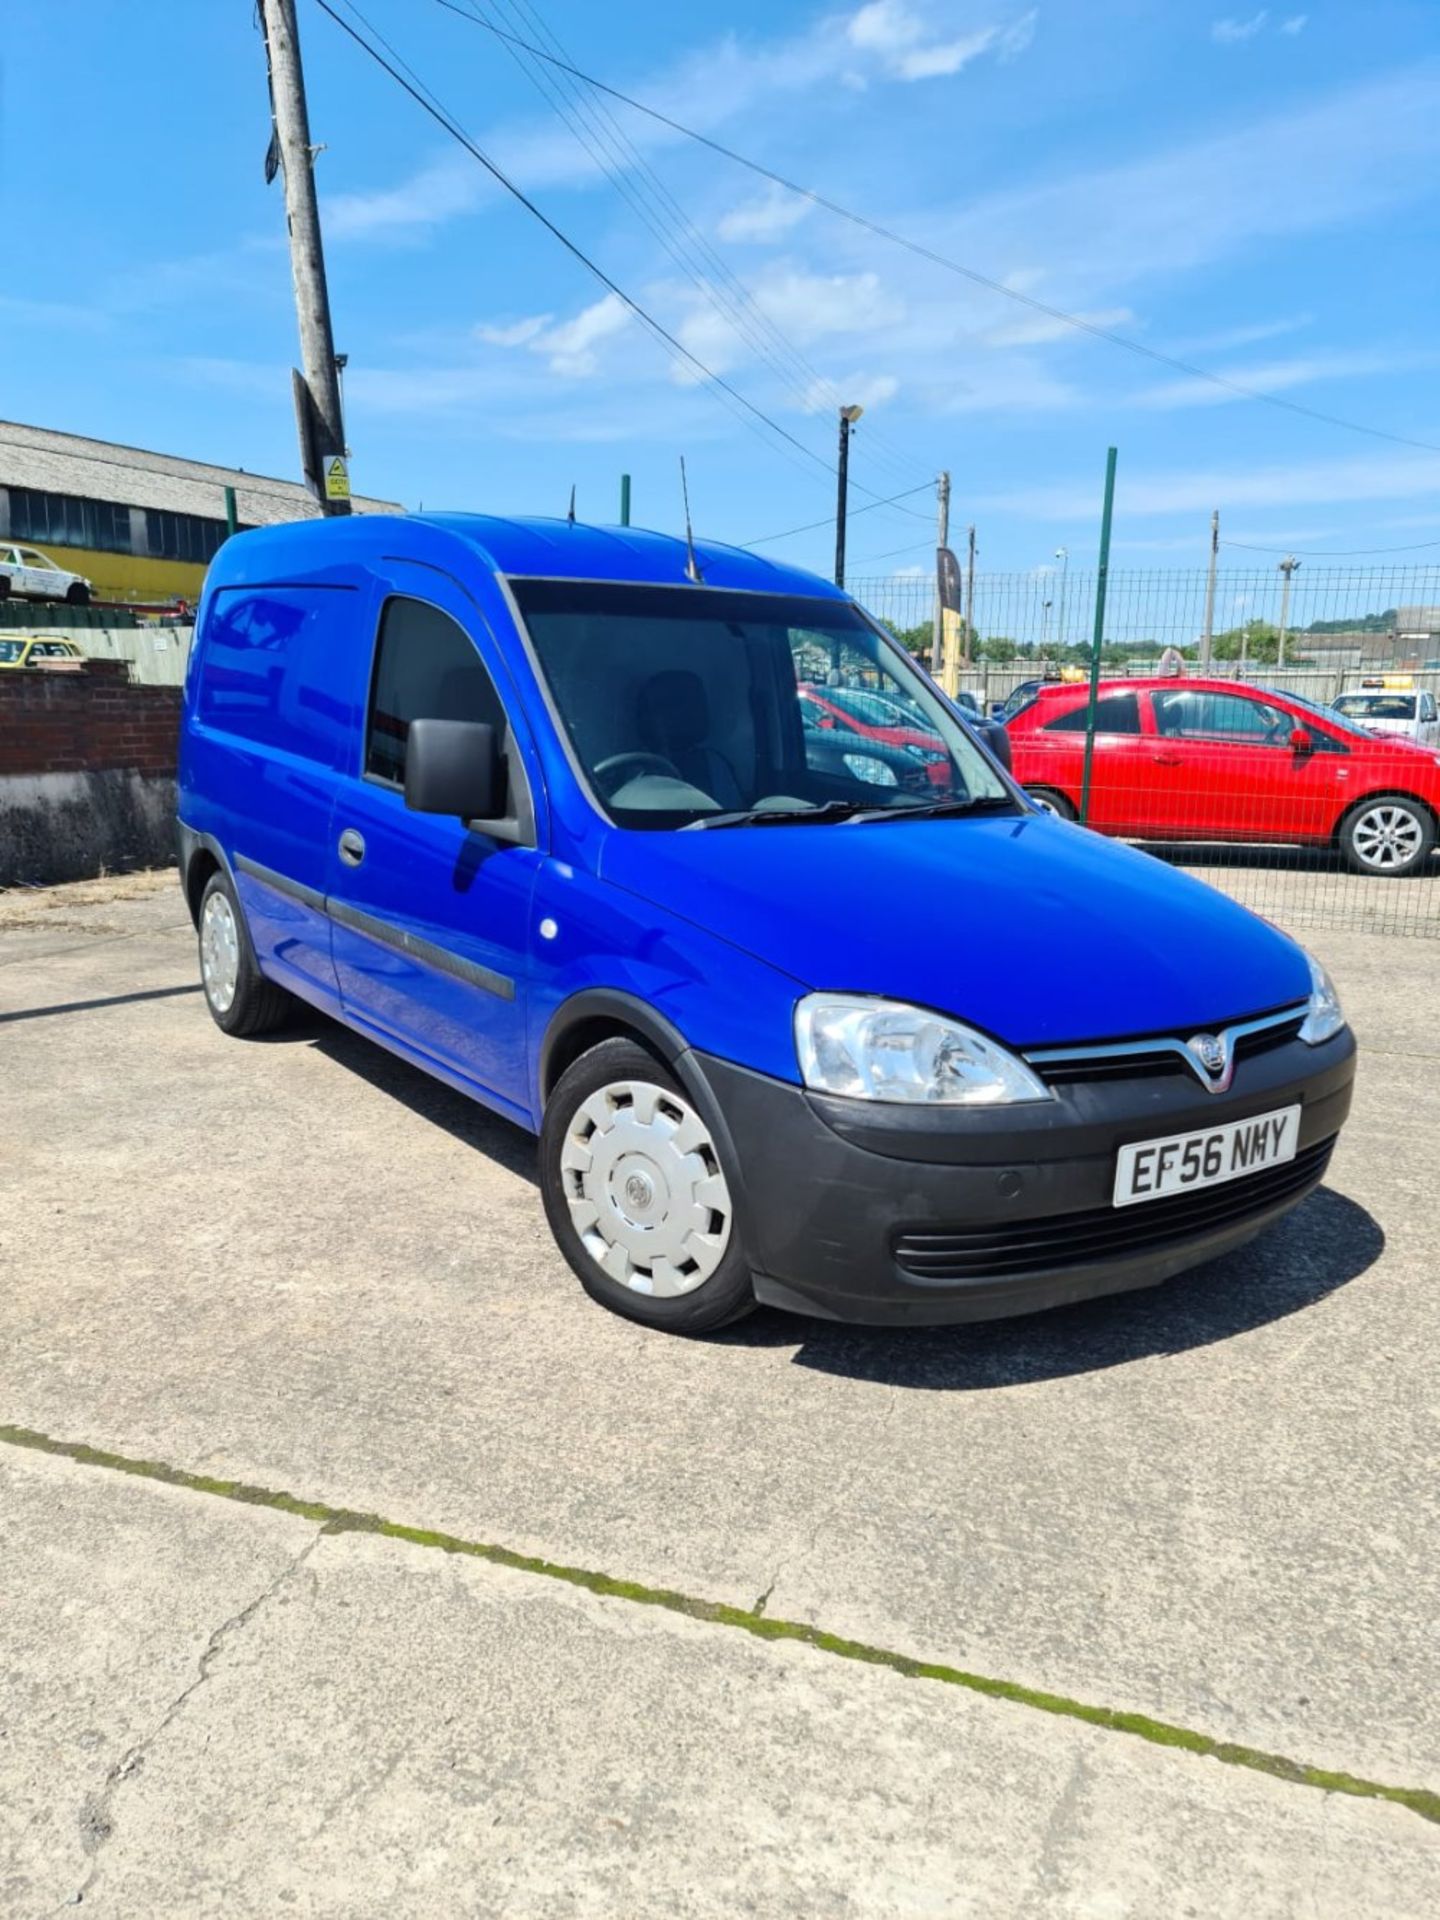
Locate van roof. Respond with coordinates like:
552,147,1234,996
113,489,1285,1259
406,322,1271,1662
203,511,848,602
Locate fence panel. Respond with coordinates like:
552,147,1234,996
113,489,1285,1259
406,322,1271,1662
850,566,1440,940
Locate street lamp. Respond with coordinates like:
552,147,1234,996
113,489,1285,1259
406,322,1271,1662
1277,556,1300,670
834,403,864,589
1055,546,1068,649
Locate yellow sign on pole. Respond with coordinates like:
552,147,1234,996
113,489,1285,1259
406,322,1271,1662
324,456,351,502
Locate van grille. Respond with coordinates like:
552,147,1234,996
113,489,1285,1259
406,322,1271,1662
893,1137,1334,1283
1028,1010,1306,1089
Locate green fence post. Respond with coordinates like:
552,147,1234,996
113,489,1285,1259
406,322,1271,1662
1079,447,1117,826
619,474,631,527
224,486,238,538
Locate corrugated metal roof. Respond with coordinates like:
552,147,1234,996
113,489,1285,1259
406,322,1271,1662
0,419,401,525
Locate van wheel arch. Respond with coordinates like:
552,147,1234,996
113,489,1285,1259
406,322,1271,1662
539,991,689,1105
184,848,222,927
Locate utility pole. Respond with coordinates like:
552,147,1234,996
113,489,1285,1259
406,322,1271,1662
963,525,976,666
834,403,863,588
1277,555,1300,670
1201,509,1219,669
933,470,950,681
259,0,351,515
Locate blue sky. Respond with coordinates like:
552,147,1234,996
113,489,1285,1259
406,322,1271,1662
4,1,1439,577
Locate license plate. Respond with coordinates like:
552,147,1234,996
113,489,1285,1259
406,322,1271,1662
1113,1105,1301,1208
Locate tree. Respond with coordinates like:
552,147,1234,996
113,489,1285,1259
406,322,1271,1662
890,623,931,657
1212,619,1281,664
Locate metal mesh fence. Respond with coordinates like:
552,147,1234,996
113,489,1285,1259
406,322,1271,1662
851,566,1440,939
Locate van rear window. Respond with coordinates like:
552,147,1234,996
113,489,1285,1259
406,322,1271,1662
197,587,352,766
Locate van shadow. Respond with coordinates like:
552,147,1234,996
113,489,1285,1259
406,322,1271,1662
267,1008,540,1187
720,1187,1382,1391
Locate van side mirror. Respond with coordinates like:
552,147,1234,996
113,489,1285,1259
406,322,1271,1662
405,718,504,820
1290,727,1314,755
975,718,1013,771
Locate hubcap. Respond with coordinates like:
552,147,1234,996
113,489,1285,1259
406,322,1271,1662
1352,804,1423,871
561,1080,733,1297
1027,791,1062,818
200,892,240,1013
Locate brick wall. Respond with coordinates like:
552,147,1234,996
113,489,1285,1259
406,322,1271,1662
0,659,181,778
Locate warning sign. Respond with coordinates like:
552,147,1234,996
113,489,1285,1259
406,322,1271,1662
324,456,351,502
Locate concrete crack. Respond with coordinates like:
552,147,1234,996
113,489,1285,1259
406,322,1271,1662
57,1527,326,1911
7,1421,1439,1832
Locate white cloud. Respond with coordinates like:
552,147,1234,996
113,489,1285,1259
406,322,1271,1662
1281,14,1308,34
1212,12,1270,44
526,295,632,377
323,4,1039,249
475,315,552,349
1135,348,1440,410
326,155,482,242
844,2,1035,82
718,187,812,243
801,372,899,412
670,268,905,379
979,306,1135,348
1166,316,1311,355
466,295,634,377
980,452,1440,520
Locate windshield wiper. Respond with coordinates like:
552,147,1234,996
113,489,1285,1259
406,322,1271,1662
690,800,870,830
852,794,1020,824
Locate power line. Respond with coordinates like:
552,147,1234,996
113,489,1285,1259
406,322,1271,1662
314,0,872,502
1222,536,1440,557
847,536,936,568
453,0,929,498
741,482,933,548
432,1,1440,459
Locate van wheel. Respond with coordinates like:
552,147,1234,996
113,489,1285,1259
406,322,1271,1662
541,1038,755,1334
1339,795,1435,877
197,869,293,1036
1026,787,1077,821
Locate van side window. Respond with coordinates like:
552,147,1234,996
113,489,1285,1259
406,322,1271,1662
366,598,505,785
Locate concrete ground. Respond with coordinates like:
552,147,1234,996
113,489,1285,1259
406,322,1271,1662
1,869,1437,1916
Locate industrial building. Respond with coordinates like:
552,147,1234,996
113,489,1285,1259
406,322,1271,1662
0,420,400,607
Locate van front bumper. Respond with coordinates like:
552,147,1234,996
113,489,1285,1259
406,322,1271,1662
690,1030,1355,1326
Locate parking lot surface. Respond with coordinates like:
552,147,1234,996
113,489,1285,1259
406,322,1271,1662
2,871,1438,1914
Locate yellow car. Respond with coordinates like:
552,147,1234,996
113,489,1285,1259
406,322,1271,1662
0,636,87,669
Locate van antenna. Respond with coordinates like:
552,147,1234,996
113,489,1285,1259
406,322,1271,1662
567,484,576,525
679,456,703,583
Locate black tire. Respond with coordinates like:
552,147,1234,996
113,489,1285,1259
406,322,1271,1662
197,868,294,1036
1026,786,1078,821
540,1037,756,1334
0,575,10,600
65,581,91,606
1338,793,1436,879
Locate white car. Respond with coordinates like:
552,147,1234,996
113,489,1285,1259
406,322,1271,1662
0,543,93,606
1332,685,1439,747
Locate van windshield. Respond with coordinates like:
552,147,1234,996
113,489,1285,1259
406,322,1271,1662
511,580,1014,829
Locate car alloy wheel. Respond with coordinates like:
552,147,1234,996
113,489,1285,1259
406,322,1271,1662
1350,802,1425,873
560,1079,733,1297
200,889,241,1013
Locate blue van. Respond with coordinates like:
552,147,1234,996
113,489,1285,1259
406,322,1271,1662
178,515,1355,1334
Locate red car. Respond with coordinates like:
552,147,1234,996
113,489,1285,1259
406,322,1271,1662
799,685,950,787
1006,677,1440,877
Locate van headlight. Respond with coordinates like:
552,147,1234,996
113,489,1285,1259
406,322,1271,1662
795,995,1053,1105
1298,953,1346,1045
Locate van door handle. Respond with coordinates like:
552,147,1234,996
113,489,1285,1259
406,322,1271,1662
337,828,366,868
1151,752,1183,766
